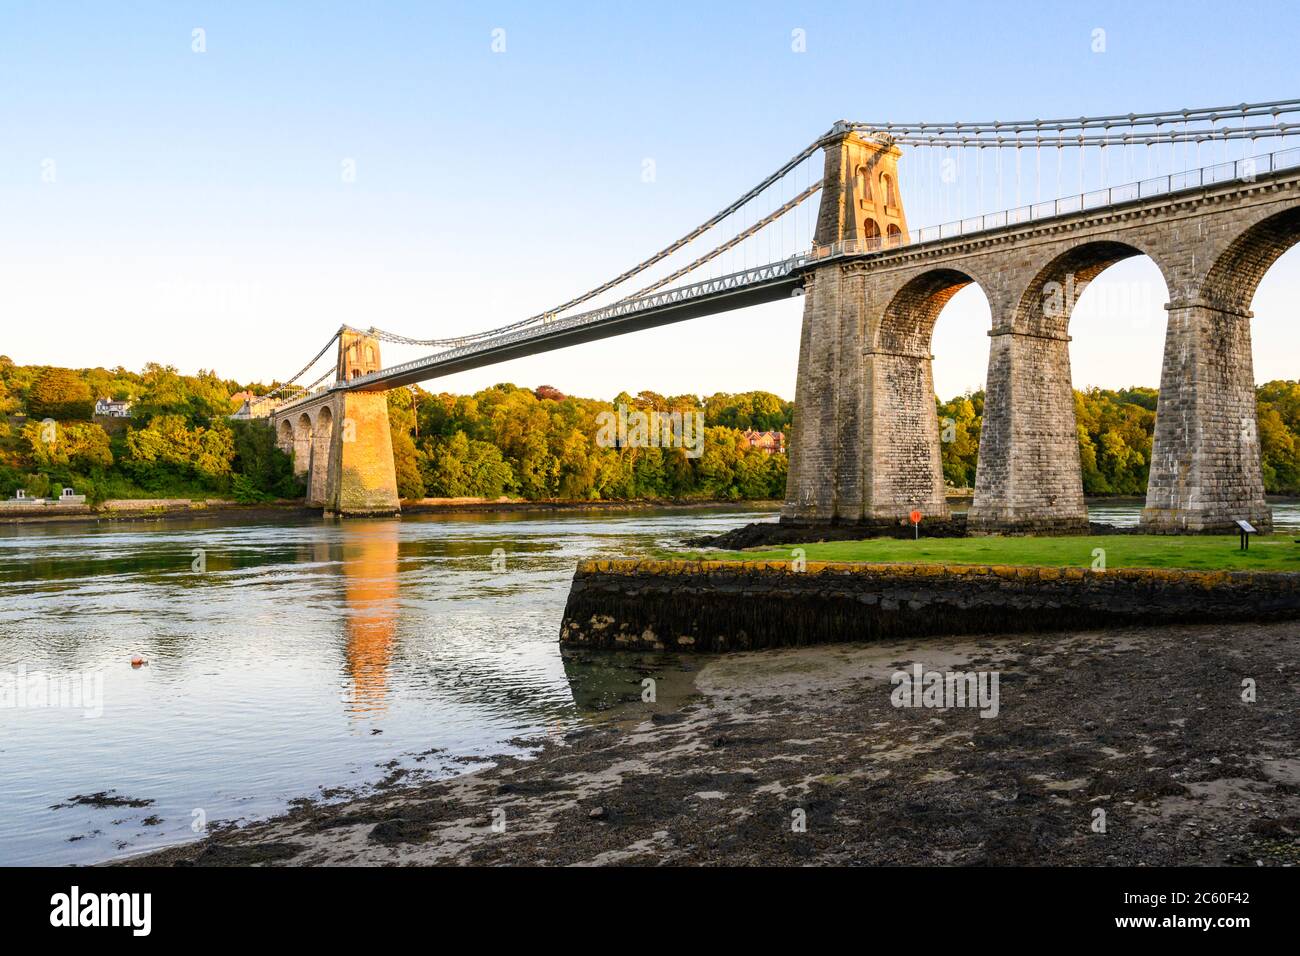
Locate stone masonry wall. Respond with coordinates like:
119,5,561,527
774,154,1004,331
327,391,400,516
968,329,1088,533
782,164,1299,534
560,560,1300,652
1143,305,1271,531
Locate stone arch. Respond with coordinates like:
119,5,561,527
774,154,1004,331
277,418,294,453
860,268,993,522
880,172,896,208
864,217,881,246
308,406,333,506
1199,205,1300,313
877,268,979,356
1011,239,1166,338
971,239,1171,534
293,413,313,476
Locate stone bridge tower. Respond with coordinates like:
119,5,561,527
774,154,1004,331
338,327,384,382
784,125,939,527
271,328,400,517
813,124,909,249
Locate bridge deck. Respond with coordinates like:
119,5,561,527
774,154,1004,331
266,147,1300,415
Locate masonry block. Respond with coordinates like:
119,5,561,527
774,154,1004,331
1141,305,1272,532
326,391,400,517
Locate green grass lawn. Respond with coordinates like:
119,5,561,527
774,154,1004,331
670,533,1300,572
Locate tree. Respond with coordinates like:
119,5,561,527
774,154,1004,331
131,364,231,425
22,421,112,469
936,392,981,488
125,414,235,490
391,428,426,499
27,368,94,421
0,379,19,415
1258,380,1300,493
420,431,515,498
229,420,301,500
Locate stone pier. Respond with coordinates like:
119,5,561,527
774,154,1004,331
269,329,400,517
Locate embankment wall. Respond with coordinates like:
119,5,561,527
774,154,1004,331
560,560,1300,651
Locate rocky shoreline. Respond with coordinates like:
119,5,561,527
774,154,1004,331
687,517,1148,550
120,619,1299,867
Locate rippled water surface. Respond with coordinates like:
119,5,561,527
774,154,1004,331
2,500,1296,865
0,506,774,865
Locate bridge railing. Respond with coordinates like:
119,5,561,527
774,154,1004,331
901,144,1300,248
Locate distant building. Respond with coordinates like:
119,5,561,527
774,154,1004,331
2,487,86,508
741,429,785,454
94,398,132,418
229,392,278,420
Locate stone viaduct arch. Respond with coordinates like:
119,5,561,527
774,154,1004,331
309,405,334,507
293,413,313,477
783,130,1298,533
1140,205,1300,532
968,239,1171,534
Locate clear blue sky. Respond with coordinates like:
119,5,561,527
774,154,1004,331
1,0,1296,400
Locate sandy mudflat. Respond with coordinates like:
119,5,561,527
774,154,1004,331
123,621,1299,866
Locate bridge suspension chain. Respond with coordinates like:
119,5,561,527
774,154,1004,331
365,137,827,347
624,179,823,300
847,98,1300,146
261,329,341,402
272,96,1300,402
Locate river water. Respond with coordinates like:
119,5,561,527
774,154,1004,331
1,501,1296,865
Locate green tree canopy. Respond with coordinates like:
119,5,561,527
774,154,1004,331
28,367,94,421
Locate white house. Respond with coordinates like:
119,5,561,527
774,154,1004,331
94,398,132,418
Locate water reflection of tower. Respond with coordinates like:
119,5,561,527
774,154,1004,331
340,520,400,717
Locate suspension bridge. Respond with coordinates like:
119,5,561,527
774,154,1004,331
246,99,1300,530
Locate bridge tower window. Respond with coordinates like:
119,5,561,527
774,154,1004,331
881,173,896,209
856,166,871,203
864,217,881,245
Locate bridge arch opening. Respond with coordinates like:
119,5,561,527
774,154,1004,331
1011,240,1165,338
1238,210,1300,396
308,406,334,506
872,268,992,516
1202,207,1300,315
277,418,294,453
1156,204,1300,528
293,413,313,477
972,239,1172,532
